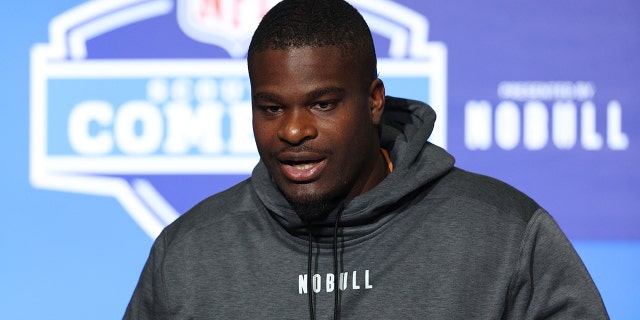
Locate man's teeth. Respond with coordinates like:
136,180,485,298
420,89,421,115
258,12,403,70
291,163,315,170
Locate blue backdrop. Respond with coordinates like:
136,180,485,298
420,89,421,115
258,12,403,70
1,1,638,319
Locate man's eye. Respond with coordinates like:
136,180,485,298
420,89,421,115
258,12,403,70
312,101,336,111
261,106,282,114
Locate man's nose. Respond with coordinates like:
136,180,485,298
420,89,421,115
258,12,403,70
277,108,318,145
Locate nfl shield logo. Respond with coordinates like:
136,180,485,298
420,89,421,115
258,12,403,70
177,0,277,57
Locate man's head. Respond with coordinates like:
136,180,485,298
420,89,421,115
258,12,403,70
247,0,377,82
248,0,387,221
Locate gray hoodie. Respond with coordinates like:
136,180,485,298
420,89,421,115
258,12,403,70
125,97,608,319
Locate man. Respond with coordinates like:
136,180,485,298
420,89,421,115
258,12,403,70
125,0,608,319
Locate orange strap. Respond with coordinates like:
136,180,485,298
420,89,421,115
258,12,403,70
381,148,393,173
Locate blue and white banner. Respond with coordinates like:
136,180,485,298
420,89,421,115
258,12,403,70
29,0,448,239
2,0,638,318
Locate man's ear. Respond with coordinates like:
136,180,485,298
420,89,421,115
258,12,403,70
369,78,385,125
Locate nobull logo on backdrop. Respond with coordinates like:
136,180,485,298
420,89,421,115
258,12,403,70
30,0,447,238
464,81,629,151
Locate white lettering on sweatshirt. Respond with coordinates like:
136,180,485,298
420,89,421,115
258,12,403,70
298,270,372,294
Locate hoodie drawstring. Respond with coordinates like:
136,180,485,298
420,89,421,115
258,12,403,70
333,202,345,320
306,202,345,320
307,227,315,320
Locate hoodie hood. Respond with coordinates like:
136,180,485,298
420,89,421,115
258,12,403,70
251,96,455,243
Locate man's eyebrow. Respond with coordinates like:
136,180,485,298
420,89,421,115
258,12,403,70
306,87,345,101
252,92,281,102
252,87,345,103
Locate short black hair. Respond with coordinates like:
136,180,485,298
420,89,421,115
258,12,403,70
247,0,377,81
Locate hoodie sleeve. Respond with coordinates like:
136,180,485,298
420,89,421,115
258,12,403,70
505,209,609,319
123,233,170,320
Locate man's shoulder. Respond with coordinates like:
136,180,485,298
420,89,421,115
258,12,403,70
430,167,541,223
188,178,257,216
160,178,259,242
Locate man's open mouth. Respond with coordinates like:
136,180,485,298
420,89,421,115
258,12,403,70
280,159,326,182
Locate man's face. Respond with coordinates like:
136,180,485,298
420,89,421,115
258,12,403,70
250,46,385,218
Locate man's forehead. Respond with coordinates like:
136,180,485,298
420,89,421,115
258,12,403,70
251,45,347,60
249,46,362,80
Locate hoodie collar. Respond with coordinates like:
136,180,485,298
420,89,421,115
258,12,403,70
252,96,455,243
